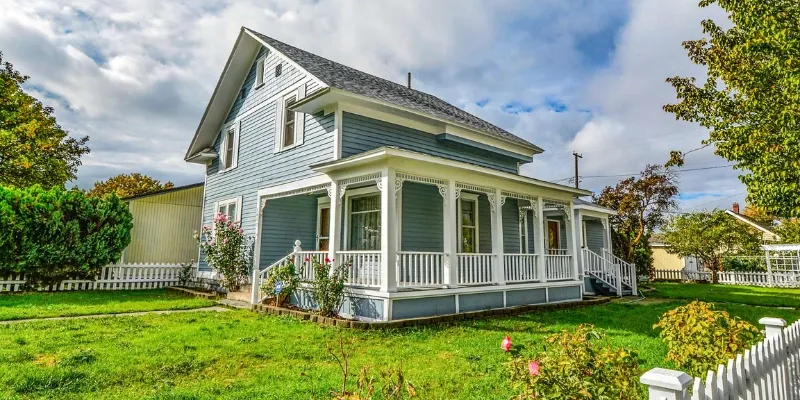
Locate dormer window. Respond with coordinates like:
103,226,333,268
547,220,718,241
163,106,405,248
254,57,266,87
275,64,282,77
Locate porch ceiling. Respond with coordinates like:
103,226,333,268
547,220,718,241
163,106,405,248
311,146,592,199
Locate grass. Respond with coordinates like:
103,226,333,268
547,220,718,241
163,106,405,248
0,290,217,321
647,282,800,308
1,298,798,399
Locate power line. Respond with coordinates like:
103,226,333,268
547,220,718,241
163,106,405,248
668,191,747,214
549,164,736,183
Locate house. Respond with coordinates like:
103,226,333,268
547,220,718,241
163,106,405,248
120,183,204,264
184,27,632,321
725,203,779,242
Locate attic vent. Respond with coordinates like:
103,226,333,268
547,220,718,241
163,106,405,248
275,64,282,77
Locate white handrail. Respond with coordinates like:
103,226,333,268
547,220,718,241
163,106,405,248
603,249,636,292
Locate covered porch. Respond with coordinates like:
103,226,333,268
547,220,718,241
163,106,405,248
252,147,592,320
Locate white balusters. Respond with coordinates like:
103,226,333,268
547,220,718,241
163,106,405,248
503,254,539,283
397,252,445,288
457,253,495,285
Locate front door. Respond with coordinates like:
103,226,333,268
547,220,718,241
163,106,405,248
547,220,560,252
317,206,330,251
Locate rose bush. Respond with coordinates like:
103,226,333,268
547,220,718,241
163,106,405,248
196,213,253,292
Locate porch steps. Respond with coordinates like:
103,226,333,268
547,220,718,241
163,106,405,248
587,276,632,297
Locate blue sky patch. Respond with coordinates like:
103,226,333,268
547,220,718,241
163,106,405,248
475,98,490,108
502,101,534,115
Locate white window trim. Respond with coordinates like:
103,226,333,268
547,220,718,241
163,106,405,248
519,211,529,254
215,197,243,222
274,85,306,153
317,197,331,251
581,220,588,249
218,121,240,173
343,186,381,250
457,193,480,253
546,218,561,250
254,57,266,88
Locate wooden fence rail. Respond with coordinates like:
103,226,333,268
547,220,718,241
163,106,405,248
652,268,800,288
0,263,194,292
641,317,800,399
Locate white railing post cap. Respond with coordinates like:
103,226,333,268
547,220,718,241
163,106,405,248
640,368,692,391
758,317,786,328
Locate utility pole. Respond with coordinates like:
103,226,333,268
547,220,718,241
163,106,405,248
573,152,583,189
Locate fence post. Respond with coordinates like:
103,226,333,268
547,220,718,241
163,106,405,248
759,317,786,338
250,268,259,305
640,368,692,400
765,249,774,288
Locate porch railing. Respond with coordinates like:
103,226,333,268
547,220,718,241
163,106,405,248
545,255,573,280
397,251,445,288
457,253,494,285
336,251,382,288
546,248,568,256
504,254,539,283
296,251,328,281
582,248,618,289
603,249,637,293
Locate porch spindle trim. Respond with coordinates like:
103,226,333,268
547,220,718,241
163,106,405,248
262,183,331,200
336,172,383,204
500,190,537,203
543,199,571,221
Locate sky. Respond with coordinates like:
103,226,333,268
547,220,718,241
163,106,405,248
0,0,746,213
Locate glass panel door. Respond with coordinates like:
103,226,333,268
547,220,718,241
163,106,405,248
318,206,330,251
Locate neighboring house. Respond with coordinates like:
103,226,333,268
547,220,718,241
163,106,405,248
650,234,700,271
184,27,630,321
725,203,779,242
120,183,204,264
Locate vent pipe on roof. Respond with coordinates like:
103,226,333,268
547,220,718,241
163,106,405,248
407,72,411,89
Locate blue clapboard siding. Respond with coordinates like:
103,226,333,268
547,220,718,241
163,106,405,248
341,113,519,174
502,199,521,253
199,46,332,269
260,195,319,266
584,220,605,254
401,182,444,252
527,210,536,252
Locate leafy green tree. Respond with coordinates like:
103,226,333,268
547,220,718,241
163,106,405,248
0,185,133,288
594,165,679,276
88,173,174,198
664,0,800,217
0,52,89,188
663,210,762,282
774,219,800,243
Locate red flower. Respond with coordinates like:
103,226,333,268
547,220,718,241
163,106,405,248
324,257,331,263
501,335,512,352
304,257,310,262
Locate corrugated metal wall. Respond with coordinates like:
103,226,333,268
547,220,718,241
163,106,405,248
123,186,203,263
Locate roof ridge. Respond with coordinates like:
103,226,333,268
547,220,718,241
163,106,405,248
243,27,540,151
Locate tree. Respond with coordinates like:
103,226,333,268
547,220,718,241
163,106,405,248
88,173,174,198
594,165,679,275
0,52,89,188
663,0,800,217
663,210,762,282
774,219,800,244
0,185,133,288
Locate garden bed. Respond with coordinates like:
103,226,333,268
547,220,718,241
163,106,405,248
166,286,223,300
252,297,611,329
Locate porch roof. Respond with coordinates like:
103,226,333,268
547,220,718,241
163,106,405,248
573,198,617,215
311,146,593,197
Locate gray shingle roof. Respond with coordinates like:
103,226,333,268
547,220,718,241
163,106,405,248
246,28,540,151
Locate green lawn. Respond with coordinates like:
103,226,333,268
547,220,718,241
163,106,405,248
647,282,800,308
0,290,217,321
1,299,798,399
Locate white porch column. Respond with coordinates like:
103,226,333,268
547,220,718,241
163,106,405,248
491,188,506,285
602,217,612,254
535,197,547,282
575,209,584,277
443,180,458,287
379,168,398,292
565,203,580,281
327,180,341,263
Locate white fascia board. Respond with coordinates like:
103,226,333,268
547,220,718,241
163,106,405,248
243,29,326,90
574,203,617,216
256,175,332,198
724,210,776,236
292,88,540,158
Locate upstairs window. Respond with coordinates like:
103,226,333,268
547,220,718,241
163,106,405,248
219,122,239,172
216,197,242,222
254,57,266,87
274,84,307,152
275,64,282,77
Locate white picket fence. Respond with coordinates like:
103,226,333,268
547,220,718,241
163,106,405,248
652,268,800,288
0,263,193,292
641,317,800,399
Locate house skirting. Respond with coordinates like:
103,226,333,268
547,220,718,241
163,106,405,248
290,281,583,321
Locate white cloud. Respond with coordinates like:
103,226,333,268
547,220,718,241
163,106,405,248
0,0,746,212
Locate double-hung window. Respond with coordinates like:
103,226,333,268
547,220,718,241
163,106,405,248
348,194,381,250
458,194,479,253
275,84,306,152
216,197,241,222
219,122,239,172
254,57,266,87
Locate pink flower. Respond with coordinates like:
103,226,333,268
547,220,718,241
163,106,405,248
239,228,244,234
324,257,331,263
528,361,540,376
203,226,210,231
304,257,310,262
501,335,512,352
209,240,215,246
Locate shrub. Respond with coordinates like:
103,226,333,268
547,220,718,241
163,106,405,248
653,301,761,377
178,260,195,287
0,185,132,288
722,257,766,272
308,256,349,317
262,259,300,307
196,213,253,292
506,325,641,399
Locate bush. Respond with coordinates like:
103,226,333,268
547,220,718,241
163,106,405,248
262,259,300,307
722,257,766,272
196,213,253,292
308,256,349,317
653,301,760,377
0,185,132,288
506,325,641,399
